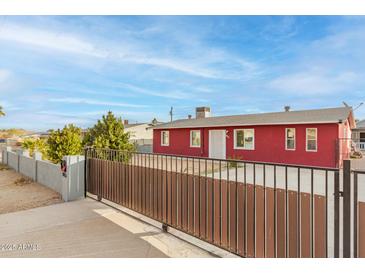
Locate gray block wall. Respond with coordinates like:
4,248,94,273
1,147,85,202
19,155,36,180
37,160,63,194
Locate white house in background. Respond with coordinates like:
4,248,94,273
352,120,365,152
124,119,163,152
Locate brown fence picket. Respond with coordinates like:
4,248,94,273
213,179,221,245
181,173,188,231
188,175,195,233
194,175,200,237
221,180,229,249
206,177,214,243
229,181,237,253
246,184,255,257
359,202,365,258
314,194,326,257
276,188,286,258
171,172,177,227
300,193,311,258
266,187,275,258
255,185,265,257
199,176,207,240
288,190,298,258
237,183,245,256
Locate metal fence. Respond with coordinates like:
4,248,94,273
352,168,365,258
84,148,362,258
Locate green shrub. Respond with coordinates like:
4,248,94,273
21,138,48,159
47,124,83,163
84,111,135,161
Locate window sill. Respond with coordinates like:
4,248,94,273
234,147,255,151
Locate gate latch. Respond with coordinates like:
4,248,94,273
334,191,344,198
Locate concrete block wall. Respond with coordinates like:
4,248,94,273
37,160,63,194
19,155,36,180
7,152,19,171
1,147,85,202
62,155,85,202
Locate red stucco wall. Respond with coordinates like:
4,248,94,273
153,123,344,168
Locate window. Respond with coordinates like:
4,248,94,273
161,130,169,146
190,130,201,147
360,132,365,142
306,128,317,152
285,128,296,150
234,129,254,150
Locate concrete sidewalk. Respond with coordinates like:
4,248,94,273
0,198,214,258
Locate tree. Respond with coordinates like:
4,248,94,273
47,124,83,163
84,111,135,152
0,106,5,117
21,138,48,158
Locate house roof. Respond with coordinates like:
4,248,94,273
355,120,365,129
124,122,164,129
124,123,145,129
153,107,354,129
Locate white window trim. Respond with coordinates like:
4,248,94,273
285,128,296,151
161,130,169,146
190,130,201,148
306,128,317,152
234,129,255,150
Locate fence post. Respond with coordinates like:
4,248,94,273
343,159,351,258
16,149,22,172
334,170,340,258
6,146,12,165
33,151,42,182
84,148,88,198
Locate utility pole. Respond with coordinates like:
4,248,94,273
169,106,173,122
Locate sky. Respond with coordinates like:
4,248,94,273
0,16,365,131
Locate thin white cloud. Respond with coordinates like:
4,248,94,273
0,69,11,83
48,97,147,108
268,70,358,95
37,110,155,118
0,22,261,80
0,23,107,57
115,82,190,99
123,56,221,79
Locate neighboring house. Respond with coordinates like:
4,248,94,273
124,119,163,153
21,132,49,139
352,119,365,152
153,106,355,168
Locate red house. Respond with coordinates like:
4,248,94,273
153,106,355,168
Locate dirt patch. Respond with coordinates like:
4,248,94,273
0,163,10,171
0,168,63,214
14,177,33,186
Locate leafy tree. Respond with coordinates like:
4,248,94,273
84,111,135,151
21,138,48,158
47,124,83,163
0,106,5,117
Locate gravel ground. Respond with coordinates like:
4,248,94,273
0,166,63,214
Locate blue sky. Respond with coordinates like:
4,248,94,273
0,16,365,130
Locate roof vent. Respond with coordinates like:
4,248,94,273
188,114,192,119
196,106,211,119
284,106,290,112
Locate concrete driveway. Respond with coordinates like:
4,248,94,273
0,198,214,258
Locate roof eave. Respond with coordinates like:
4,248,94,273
153,120,341,130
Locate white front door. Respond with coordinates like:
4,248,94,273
209,130,226,159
